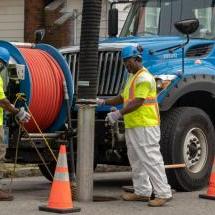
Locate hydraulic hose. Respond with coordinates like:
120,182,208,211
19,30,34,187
78,0,102,99
19,48,64,132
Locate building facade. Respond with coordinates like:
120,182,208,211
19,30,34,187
0,0,24,42
0,0,129,48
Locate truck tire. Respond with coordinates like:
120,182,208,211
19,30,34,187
38,161,56,181
160,107,215,191
38,155,98,182
38,161,75,182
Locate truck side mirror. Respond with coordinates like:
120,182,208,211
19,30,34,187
174,18,199,35
108,8,118,37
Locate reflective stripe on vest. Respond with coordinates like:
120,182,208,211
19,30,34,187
123,68,160,127
124,97,157,105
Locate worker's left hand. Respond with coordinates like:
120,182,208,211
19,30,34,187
16,107,31,123
105,110,122,125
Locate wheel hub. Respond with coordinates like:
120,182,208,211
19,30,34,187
187,136,201,159
184,128,207,173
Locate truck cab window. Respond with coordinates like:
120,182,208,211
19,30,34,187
121,1,162,36
195,7,212,38
120,0,215,39
137,7,160,35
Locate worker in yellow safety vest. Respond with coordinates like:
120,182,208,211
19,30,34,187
0,47,31,201
97,45,172,207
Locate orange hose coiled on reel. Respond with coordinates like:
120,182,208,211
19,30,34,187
19,48,64,132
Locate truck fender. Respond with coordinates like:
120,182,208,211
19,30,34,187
160,74,215,111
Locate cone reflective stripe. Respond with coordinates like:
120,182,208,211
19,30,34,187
39,145,81,213
54,168,69,181
199,172,215,200
54,149,70,182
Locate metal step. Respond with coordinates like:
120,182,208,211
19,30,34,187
21,133,61,141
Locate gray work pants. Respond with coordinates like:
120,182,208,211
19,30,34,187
125,126,172,198
0,127,5,188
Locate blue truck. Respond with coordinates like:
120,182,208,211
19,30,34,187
1,0,215,192
60,0,215,191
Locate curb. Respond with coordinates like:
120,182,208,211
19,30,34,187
0,164,41,178
0,164,131,178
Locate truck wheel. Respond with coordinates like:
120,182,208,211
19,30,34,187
38,161,56,181
160,107,215,191
38,157,98,182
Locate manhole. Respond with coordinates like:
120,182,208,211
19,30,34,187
93,196,119,202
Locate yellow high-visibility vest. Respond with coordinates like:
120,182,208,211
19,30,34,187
121,67,160,128
0,76,5,126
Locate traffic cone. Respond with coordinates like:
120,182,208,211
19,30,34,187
199,172,215,200
39,145,81,213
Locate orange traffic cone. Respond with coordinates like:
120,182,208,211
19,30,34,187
199,172,215,200
39,145,81,213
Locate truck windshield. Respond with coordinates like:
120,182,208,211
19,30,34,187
120,0,215,39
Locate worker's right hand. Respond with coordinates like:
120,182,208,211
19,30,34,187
96,98,105,106
16,107,31,123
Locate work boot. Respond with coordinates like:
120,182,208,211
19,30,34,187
121,192,150,202
148,197,172,207
122,186,156,199
0,190,14,201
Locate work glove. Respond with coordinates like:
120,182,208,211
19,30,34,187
96,98,105,106
105,110,122,125
16,107,31,123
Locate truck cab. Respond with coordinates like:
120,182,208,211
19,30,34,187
61,0,215,192
120,0,213,39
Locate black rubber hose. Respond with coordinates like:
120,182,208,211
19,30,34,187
78,0,102,99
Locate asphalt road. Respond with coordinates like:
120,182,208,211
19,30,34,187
0,172,214,215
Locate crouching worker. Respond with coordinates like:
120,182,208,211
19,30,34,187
0,47,31,201
97,45,172,207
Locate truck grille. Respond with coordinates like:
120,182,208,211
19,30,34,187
63,50,125,96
